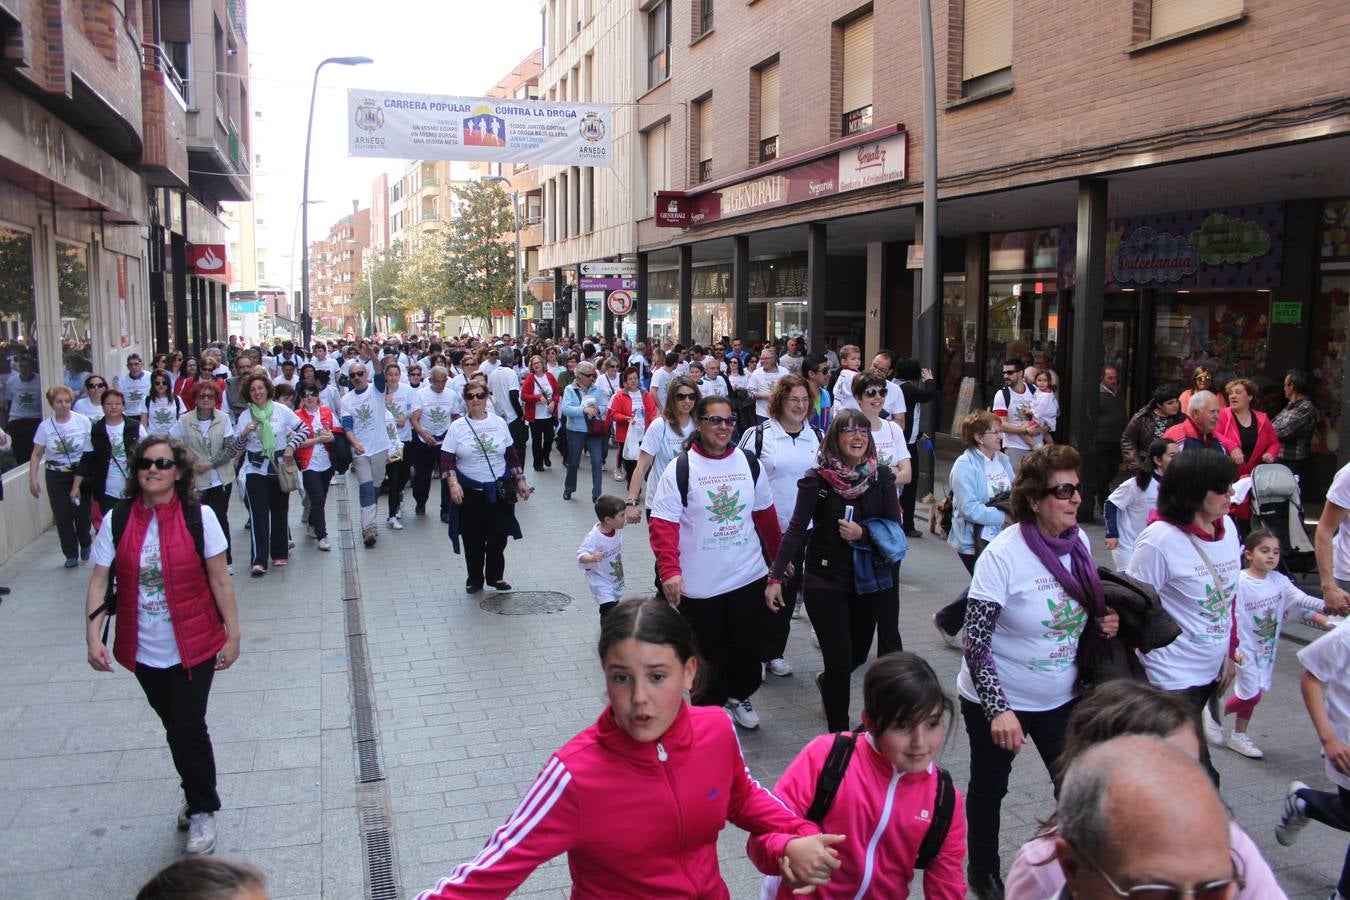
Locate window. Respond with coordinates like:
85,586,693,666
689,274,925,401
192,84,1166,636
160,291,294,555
841,15,873,135
643,123,669,217
648,1,671,89
0,226,38,467
698,0,714,37
526,193,542,224
1149,0,1241,39
961,0,1013,96
758,62,779,162
696,98,713,183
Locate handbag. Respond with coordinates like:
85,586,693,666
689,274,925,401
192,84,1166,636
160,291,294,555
275,455,301,493
465,416,519,504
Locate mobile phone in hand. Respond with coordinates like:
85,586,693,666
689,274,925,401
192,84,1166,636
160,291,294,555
843,505,855,522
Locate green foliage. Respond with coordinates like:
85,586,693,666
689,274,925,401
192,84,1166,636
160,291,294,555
443,181,516,329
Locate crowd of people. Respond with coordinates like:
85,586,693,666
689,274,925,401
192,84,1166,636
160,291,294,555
4,326,1349,898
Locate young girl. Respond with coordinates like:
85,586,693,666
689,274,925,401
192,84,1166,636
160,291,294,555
1027,370,1058,448
415,597,843,899
145,368,186,435
1103,438,1178,571
1208,528,1335,759
748,652,965,899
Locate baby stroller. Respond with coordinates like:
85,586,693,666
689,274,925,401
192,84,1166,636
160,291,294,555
1248,463,1317,577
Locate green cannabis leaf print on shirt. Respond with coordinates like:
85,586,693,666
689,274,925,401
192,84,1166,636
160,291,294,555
1042,597,1087,643
706,485,746,525
1199,581,1230,624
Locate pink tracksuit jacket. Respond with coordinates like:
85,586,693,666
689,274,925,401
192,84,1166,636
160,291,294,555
415,702,819,898
748,732,968,900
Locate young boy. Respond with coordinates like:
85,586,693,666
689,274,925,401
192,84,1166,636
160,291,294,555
577,495,627,619
1276,617,1350,900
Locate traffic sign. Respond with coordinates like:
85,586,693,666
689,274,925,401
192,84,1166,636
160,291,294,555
607,289,634,316
580,262,636,277
541,301,555,318
518,306,532,319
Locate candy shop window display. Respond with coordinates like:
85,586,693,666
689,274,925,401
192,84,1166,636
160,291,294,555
1151,291,1273,391
1312,275,1349,456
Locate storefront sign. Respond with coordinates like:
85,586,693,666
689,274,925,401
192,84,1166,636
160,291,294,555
655,193,693,227
188,243,230,284
348,90,613,167
1113,227,1201,284
837,133,907,192
1190,213,1271,265
229,300,265,314
579,277,636,291
1271,300,1302,324
580,262,636,276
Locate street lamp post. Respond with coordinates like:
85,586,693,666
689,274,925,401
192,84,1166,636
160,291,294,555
483,176,524,339
301,55,373,349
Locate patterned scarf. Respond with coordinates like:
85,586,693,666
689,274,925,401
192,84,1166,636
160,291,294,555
816,452,879,500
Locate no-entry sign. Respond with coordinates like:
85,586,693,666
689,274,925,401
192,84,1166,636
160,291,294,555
607,289,634,316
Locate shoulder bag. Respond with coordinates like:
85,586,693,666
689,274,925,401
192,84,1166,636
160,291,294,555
465,416,518,504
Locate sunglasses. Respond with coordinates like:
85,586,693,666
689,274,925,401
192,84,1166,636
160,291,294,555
350,371,367,377
1002,370,1019,376
838,425,869,436
674,392,698,401
88,382,106,389
136,457,176,471
862,387,888,398
699,415,737,427
465,393,488,400
153,380,170,385
1043,482,1082,500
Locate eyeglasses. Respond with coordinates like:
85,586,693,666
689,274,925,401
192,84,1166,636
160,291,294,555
838,425,869,435
350,371,367,378
1065,838,1244,900
1043,482,1082,500
674,392,698,401
465,393,488,400
88,382,106,389
135,457,177,471
862,387,888,398
699,415,737,427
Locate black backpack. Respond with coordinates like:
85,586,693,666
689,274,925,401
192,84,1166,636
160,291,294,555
998,382,1036,409
805,731,955,870
88,499,207,644
674,447,761,507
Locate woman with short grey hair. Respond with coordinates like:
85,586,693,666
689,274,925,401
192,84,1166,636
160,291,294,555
560,360,609,502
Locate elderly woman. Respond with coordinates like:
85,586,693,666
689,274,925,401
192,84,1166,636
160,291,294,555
1126,448,1241,786
29,385,93,567
560,361,609,502
1120,385,1183,474
234,373,309,577
520,354,560,472
84,436,240,857
168,381,237,572
1272,368,1318,482
958,444,1118,899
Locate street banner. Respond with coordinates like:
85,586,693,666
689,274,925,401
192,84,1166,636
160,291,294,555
348,90,613,167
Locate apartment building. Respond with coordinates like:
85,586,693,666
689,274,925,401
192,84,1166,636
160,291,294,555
389,160,460,253
310,204,370,335
0,0,249,561
617,0,1349,494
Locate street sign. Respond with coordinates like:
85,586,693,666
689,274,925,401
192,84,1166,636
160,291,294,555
607,289,634,316
580,277,637,291
580,262,636,277
541,301,555,318
519,306,532,320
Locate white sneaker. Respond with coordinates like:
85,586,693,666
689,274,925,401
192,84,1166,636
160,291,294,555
725,698,760,729
791,601,802,620
185,812,216,854
396,505,405,519
387,517,403,531
305,525,317,540
1276,781,1310,846
317,538,332,552
1201,705,1225,746
614,468,625,482
1226,732,1264,758
766,658,792,677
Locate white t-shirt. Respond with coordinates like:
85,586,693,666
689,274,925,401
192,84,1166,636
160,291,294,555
782,353,804,376
145,396,185,435
385,384,417,443
311,356,340,379
487,365,522,425
415,385,459,441
6,374,41,420
747,366,786,419
1127,518,1242,690
957,523,1090,712
1328,462,1350,581
639,417,696,509
442,413,513,485
993,385,1037,451
101,421,148,499
577,524,624,605
701,376,728,399
168,413,236,488
273,373,300,390
649,448,775,599
728,373,749,391
1233,570,1322,699
739,419,820,532
118,371,152,416
967,452,1013,545
340,387,393,458
833,369,860,411
1299,620,1350,789
650,368,677,408
882,378,908,421
238,404,305,477
1029,390,1060,448
1105,475,1160,569
34,413,92,468
73,397,101,418
90,504,228,668
526,373,556,420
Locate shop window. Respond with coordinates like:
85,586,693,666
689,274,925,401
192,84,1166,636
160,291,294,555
959,0,1013,99
840,14,873,136
1151,290,1271,390
985,230,1059,390
57,242,92,394
0,225,38,469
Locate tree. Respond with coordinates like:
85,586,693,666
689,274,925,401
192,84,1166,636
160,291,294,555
443,181,515,331
356,243,409,334
395,239,451,329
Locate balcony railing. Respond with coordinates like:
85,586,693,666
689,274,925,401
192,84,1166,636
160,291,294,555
142,43,188,106
227,121,250,177
226,0,247,41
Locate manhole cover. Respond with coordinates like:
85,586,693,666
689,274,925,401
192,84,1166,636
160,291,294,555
479,591,573,615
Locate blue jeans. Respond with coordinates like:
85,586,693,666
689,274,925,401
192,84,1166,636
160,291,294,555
565,430,605,499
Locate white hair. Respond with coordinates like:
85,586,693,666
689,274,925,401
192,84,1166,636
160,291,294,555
1187,389,1216,413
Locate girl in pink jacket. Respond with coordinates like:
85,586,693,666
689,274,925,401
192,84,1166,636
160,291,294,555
749,653,968,899
416,597,846,899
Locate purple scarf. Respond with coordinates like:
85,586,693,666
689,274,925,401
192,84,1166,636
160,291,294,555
1021,522,1110,663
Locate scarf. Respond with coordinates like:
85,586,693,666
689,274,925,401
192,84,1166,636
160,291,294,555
1147,509,1227,542
249,400,277,456
1021,522,1110,664
816,452,879,500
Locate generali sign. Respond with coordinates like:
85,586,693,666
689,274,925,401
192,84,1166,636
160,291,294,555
656,130,907,228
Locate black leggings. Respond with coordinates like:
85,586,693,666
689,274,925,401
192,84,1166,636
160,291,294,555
45,468,91,560
457,486,513,588
530,419,556,469
679,577,768,708
302,468,335,539
387,446,410,517
805,582,882,732
199,483,232,565
135,658,220,815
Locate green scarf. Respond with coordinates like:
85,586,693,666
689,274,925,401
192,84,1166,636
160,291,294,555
249,401,277,456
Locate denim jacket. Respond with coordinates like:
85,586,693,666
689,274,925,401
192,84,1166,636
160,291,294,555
946,447,1015,554
561,382,609,434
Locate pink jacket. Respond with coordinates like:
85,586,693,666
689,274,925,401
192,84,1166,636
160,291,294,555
748,733,967,900
416,703,817,899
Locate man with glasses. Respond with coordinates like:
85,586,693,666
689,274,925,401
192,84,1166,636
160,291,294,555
339,364,393,548
1052,735,1241,900
117,353,152,427
993,358,1039,470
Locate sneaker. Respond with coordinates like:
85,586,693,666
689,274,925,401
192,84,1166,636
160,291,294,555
614,468,625,482
1226,732,1264,759
177,802,190,831
791,600,802,620
185,812,216,855
766,658,793,677
250,565,266,577
466,582,483,595
1201,705,1225,746
415,503,427,516
440,508,450,524
396,505,404,519
287,538,295,549
725,697,760,729
1276,781,1310,846
387,516,404,531
272,558,287,567
80,545,92,562
317,538,332,552
933,613,961,650
64,558,78,568
544,456,552,469
362,526,377,548
305,525,317,540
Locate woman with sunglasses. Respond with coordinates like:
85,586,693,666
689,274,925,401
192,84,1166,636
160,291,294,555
85,435,240,857
30,385,93,567
441,381,533,594
766,410,896,731
1179,365,1226,414
1126,448,1241,786
560,361,610,502
73,374,108,418
294,384,341,552
624,375,699,526
145,369,186,436
235,373,309,577
169,381,237,572
649,395,782,730
958,444,1118,899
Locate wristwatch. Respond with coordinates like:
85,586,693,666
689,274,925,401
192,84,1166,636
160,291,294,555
625,499,641,507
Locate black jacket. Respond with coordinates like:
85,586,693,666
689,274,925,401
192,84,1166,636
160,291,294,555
81,418,144,499
773,467,900,590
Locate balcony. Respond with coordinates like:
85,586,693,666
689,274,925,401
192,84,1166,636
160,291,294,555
139,44,189,187
520,222,542,248
226,0,248,41
187,98,250,201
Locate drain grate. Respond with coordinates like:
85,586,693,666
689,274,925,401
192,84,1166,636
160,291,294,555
359,791,399,900
479,590,574,615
